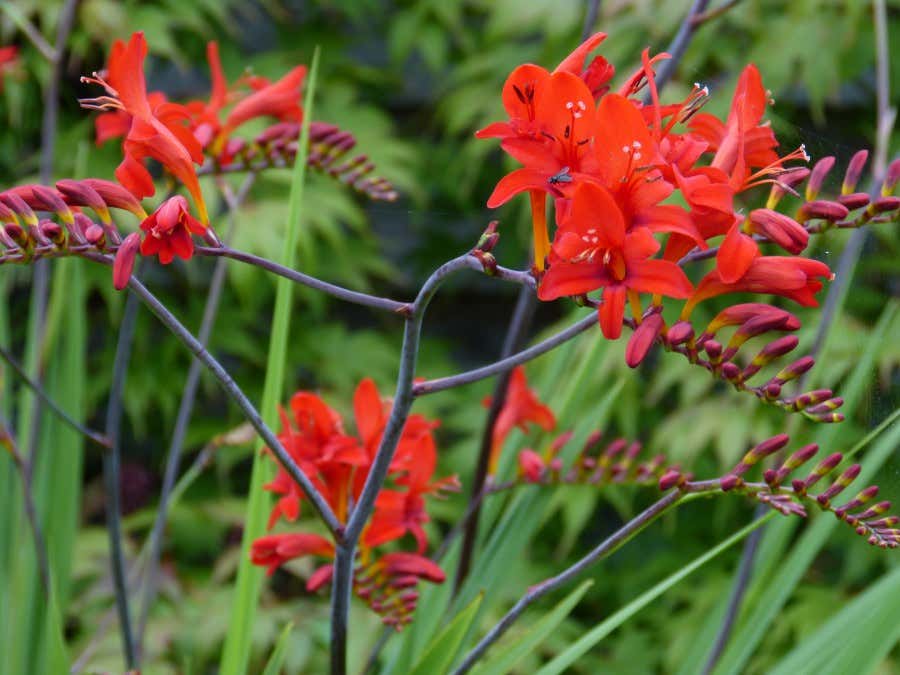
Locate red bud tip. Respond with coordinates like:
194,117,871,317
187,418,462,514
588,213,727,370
748,209,808,254
113,232,142,291
626,312,664,367
842,149,868,194
704,340,722,360
84,224,106,246
518,449,545,483
720,362,741,381
869,196,900,214
806,156,835,200
665,320,694,345
836,192,870,211
798,200,849,222
884,158,900,194
658,469,683,491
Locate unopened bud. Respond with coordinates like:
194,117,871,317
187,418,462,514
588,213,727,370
837,192,869,211
665,320,694,345
806,156,835,201
869,196,900,214
884,158,900,195
798,200,849,222
113,232,141,291
748,209,808,254
626,312,664,368
842,150,868,194
39,220,64,245
658,468,684,491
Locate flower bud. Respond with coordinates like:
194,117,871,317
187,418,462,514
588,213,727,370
837,192,869,211
113,232,142,291
798,200,849,223
842,149,868,194
665,320,694,345
748,209,808,254
884,158,900,195
806,156,835,201
626,312,664,368
56,179,112,225
869,196,900,214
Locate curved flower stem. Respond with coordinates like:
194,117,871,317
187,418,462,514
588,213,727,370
134,173,257,657
104,290,140,669
413,311,596,396
451,489,684,674
194,246,410,314
0,345,110,449
330,254,477,675
79,251,344,537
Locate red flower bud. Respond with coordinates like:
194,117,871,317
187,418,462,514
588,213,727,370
842,149,868,194
748,209,808,254
798,200,849,222
625,312,664,367
806,156,835,201
113,232,141,291
837,192,870,211
518,449,545,483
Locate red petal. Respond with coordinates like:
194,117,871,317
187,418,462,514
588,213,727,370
627,259,693,298
486,167,548,208
538,260,607,300
599,285,626,340
717,225,758,283
113,232,141,291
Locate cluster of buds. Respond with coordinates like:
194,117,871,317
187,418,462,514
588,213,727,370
629,303,844,423
661,435,899,549
781,152,900,234
202,121,398,202
352,553,446,629
0,180,144,263
517,429,676,488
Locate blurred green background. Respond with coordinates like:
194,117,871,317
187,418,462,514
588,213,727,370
0,0,898,673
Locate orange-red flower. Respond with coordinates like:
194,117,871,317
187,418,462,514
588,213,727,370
138,196,207,264
81,32,209,224
483,366,555,473
251,379,455,627
539,183,693,339
683,256,832,317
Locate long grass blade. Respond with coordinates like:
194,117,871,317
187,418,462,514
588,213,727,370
218,47,321,675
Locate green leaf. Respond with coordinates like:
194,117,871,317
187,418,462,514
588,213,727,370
471,580,593,675
769,565,900,675
409,592,484,675
218,48,321,675
261,622,294,675
537,515,776,675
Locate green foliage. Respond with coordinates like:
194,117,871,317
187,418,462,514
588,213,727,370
0,1,897,673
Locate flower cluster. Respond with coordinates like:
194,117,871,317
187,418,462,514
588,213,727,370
250,379,459,628
73,31,396,288
478,33,837,341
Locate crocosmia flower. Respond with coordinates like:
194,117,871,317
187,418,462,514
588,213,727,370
80,32,209,224
139,196,207,264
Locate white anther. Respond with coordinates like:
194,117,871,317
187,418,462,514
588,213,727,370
632,141,642,149
622,145,631,153
587,228,597,234
633,152,642,160
578,100,587,110
566,101,574,109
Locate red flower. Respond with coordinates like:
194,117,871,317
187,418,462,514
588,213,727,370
81,32,209,224
483,366,555,473
683,256,832,316
539,183,693,339
687,64,780,191
138,196,207,264
250,533,334,576
216,65,306,144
